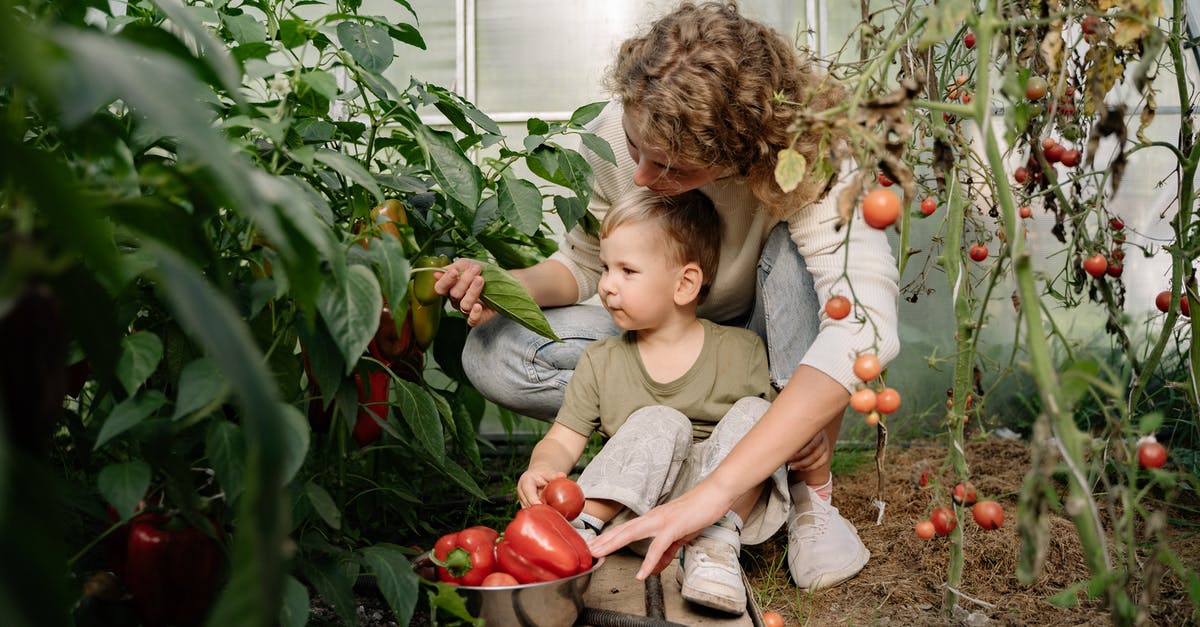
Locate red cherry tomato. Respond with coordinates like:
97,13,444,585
1106,262,1123,278
1044,143,1064,163
1025,76,1048,100
1014,167,1029,184
1155,290,1190,316
931,507,957,536
762,610,785,627
915,520,936,540
480,572,521,587
1019,205,1032,219
850,388,877,413
1083,253,1108,278
964,32,976,48
972,501,1005,530
853,354,882,382
861,189,901,229
541,477,585,521
1109,217,1125,231
864,411,881,427
825,295,852,320
952,482,978,506
1060,149,1080,167
920,197,937,216
1138,438,1167,469
875,388,901,414
969,244,988,262
1111,247,1125,261
877,172,894,187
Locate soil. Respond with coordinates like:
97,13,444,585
314,437,1199,626
743,437,1200,626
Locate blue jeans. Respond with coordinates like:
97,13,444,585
462,223,821,421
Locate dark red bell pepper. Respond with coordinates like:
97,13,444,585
431,525,500,586
353,369,390,447
495,504,592,584
124,514,223,627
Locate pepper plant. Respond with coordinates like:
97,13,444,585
0,0,607,625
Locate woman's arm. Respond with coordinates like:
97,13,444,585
588,364,849,579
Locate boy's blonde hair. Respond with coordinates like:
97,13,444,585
607,1,847,219
600,188,721,302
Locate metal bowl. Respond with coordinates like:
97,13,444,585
455,558,604,627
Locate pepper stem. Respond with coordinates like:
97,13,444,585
428,547,473,577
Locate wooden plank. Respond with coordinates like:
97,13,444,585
581,552,756,626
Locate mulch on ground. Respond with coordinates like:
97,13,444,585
744,438,1199,626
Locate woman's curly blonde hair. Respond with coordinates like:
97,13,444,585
607,1,846,219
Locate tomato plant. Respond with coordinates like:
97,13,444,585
853,354,882,382
1138,438,1167,469
861,188,901,229
850,388,877,413
920,197,937,216
969,244,988,262
826,295,852,320
875,388,901,414
951,482,977,506
1083,253,1108,278
930,507,956,536
915,520,936,540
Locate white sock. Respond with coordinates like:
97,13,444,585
573,512,605,533
810,473,833,502
716,510,744,534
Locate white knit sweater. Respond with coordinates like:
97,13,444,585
549,102,900,392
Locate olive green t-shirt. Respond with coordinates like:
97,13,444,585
555,319,776,441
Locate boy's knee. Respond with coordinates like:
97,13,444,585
623,405,692,447
712,396,772,439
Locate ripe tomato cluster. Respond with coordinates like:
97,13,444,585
915,499,1005,539
849,352,899,427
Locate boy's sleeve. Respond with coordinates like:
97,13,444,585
554,348,603,437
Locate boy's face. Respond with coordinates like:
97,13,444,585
598,221,688,331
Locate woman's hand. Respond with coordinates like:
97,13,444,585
516,467,565,509
587,482,733,580
786,429,830,473
433,258,496,326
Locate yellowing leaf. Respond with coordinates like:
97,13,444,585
775,148,807,193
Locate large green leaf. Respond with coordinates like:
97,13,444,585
569,101,607,127
368,234,412,326
315,149,385,203
301,560,358,627
173,358,229,421
336,20,393,73
553,195,588,234
556,148,594,206
479,265,560,342
497,167,544,236
412,124,481,211
305,481,342,530
115,331,163,397
394,379,443,462
317,265,383,374
579,132,617,166
436,456,487,499
97,461,151,520
296,313,346,406
149,0,247,103
206,420,245,506
360,545,420,626
94,391,168,450
278,576,310,627
221,11,267,44
278,404,311,486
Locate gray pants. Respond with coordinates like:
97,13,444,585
578,397,789,546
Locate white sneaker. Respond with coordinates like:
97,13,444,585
675,523,746,615
787,485,870,590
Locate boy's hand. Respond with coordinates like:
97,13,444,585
516,467,566,509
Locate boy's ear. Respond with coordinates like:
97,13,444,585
674,262,703,306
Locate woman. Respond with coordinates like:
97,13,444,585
434,1,899,589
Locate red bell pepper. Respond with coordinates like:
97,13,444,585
495,504,592,584
124,514,223,627
353,369,390,447
431,525,500,586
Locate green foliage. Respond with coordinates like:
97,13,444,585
0,0,610,624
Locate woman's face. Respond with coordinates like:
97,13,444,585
622,110,725,195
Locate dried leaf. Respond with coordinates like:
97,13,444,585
1039,25,1064,73
775,148,807,193
836,172,865,230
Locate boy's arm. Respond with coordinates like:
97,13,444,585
517,423,590,508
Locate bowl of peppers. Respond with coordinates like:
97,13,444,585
429,503,602,627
